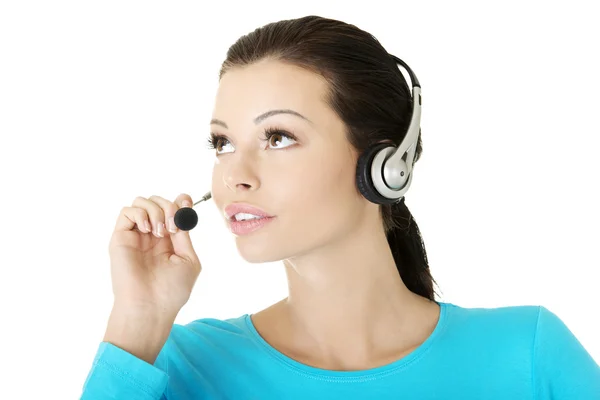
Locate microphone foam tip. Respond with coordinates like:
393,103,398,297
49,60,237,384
174,207,198,231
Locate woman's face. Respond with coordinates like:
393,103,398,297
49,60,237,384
210,59,371,263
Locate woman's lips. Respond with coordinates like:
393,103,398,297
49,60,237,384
228,216,276,235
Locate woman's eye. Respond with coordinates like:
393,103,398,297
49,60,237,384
265,130,297,149
205,135,233,154
216,139,234,154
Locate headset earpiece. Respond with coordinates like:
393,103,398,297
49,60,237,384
356,143,402,205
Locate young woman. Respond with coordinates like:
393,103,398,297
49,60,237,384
81,15,599,399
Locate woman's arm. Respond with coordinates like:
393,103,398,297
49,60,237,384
80,306,175,399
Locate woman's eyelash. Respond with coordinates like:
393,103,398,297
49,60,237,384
206,127,297,151
205,133,220,150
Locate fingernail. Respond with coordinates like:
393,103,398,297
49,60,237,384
157,222,165,237
182,200,192,207
168,216,177,233
144,220,152,233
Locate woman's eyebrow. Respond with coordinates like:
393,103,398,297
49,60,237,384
210,109,313,129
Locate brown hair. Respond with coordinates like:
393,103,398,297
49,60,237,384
219,15,440,300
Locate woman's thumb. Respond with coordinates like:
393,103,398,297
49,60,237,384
171,229,199,264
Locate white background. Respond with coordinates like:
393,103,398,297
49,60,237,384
1,1,598,398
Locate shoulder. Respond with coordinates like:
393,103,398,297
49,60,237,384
443,301,543,334
446,302,583,343
439,302,549,356
437,302,549,368
168,314,250,348
444,302,596,365
442,302,600,396
152,315,264,398
154,313,253,366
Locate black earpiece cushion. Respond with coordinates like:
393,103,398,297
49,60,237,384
356,143,401,205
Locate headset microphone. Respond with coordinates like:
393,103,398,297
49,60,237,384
174,191,212,231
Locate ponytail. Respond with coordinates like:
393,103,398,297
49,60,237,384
382,199,438,300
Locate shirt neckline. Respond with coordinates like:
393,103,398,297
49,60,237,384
243,301,450,381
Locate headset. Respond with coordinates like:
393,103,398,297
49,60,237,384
356,54,421,205
175,55,421,230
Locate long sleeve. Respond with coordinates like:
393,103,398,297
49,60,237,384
532,306,600,399
80,341,169,400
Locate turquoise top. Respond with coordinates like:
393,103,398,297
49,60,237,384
81,302,600,399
